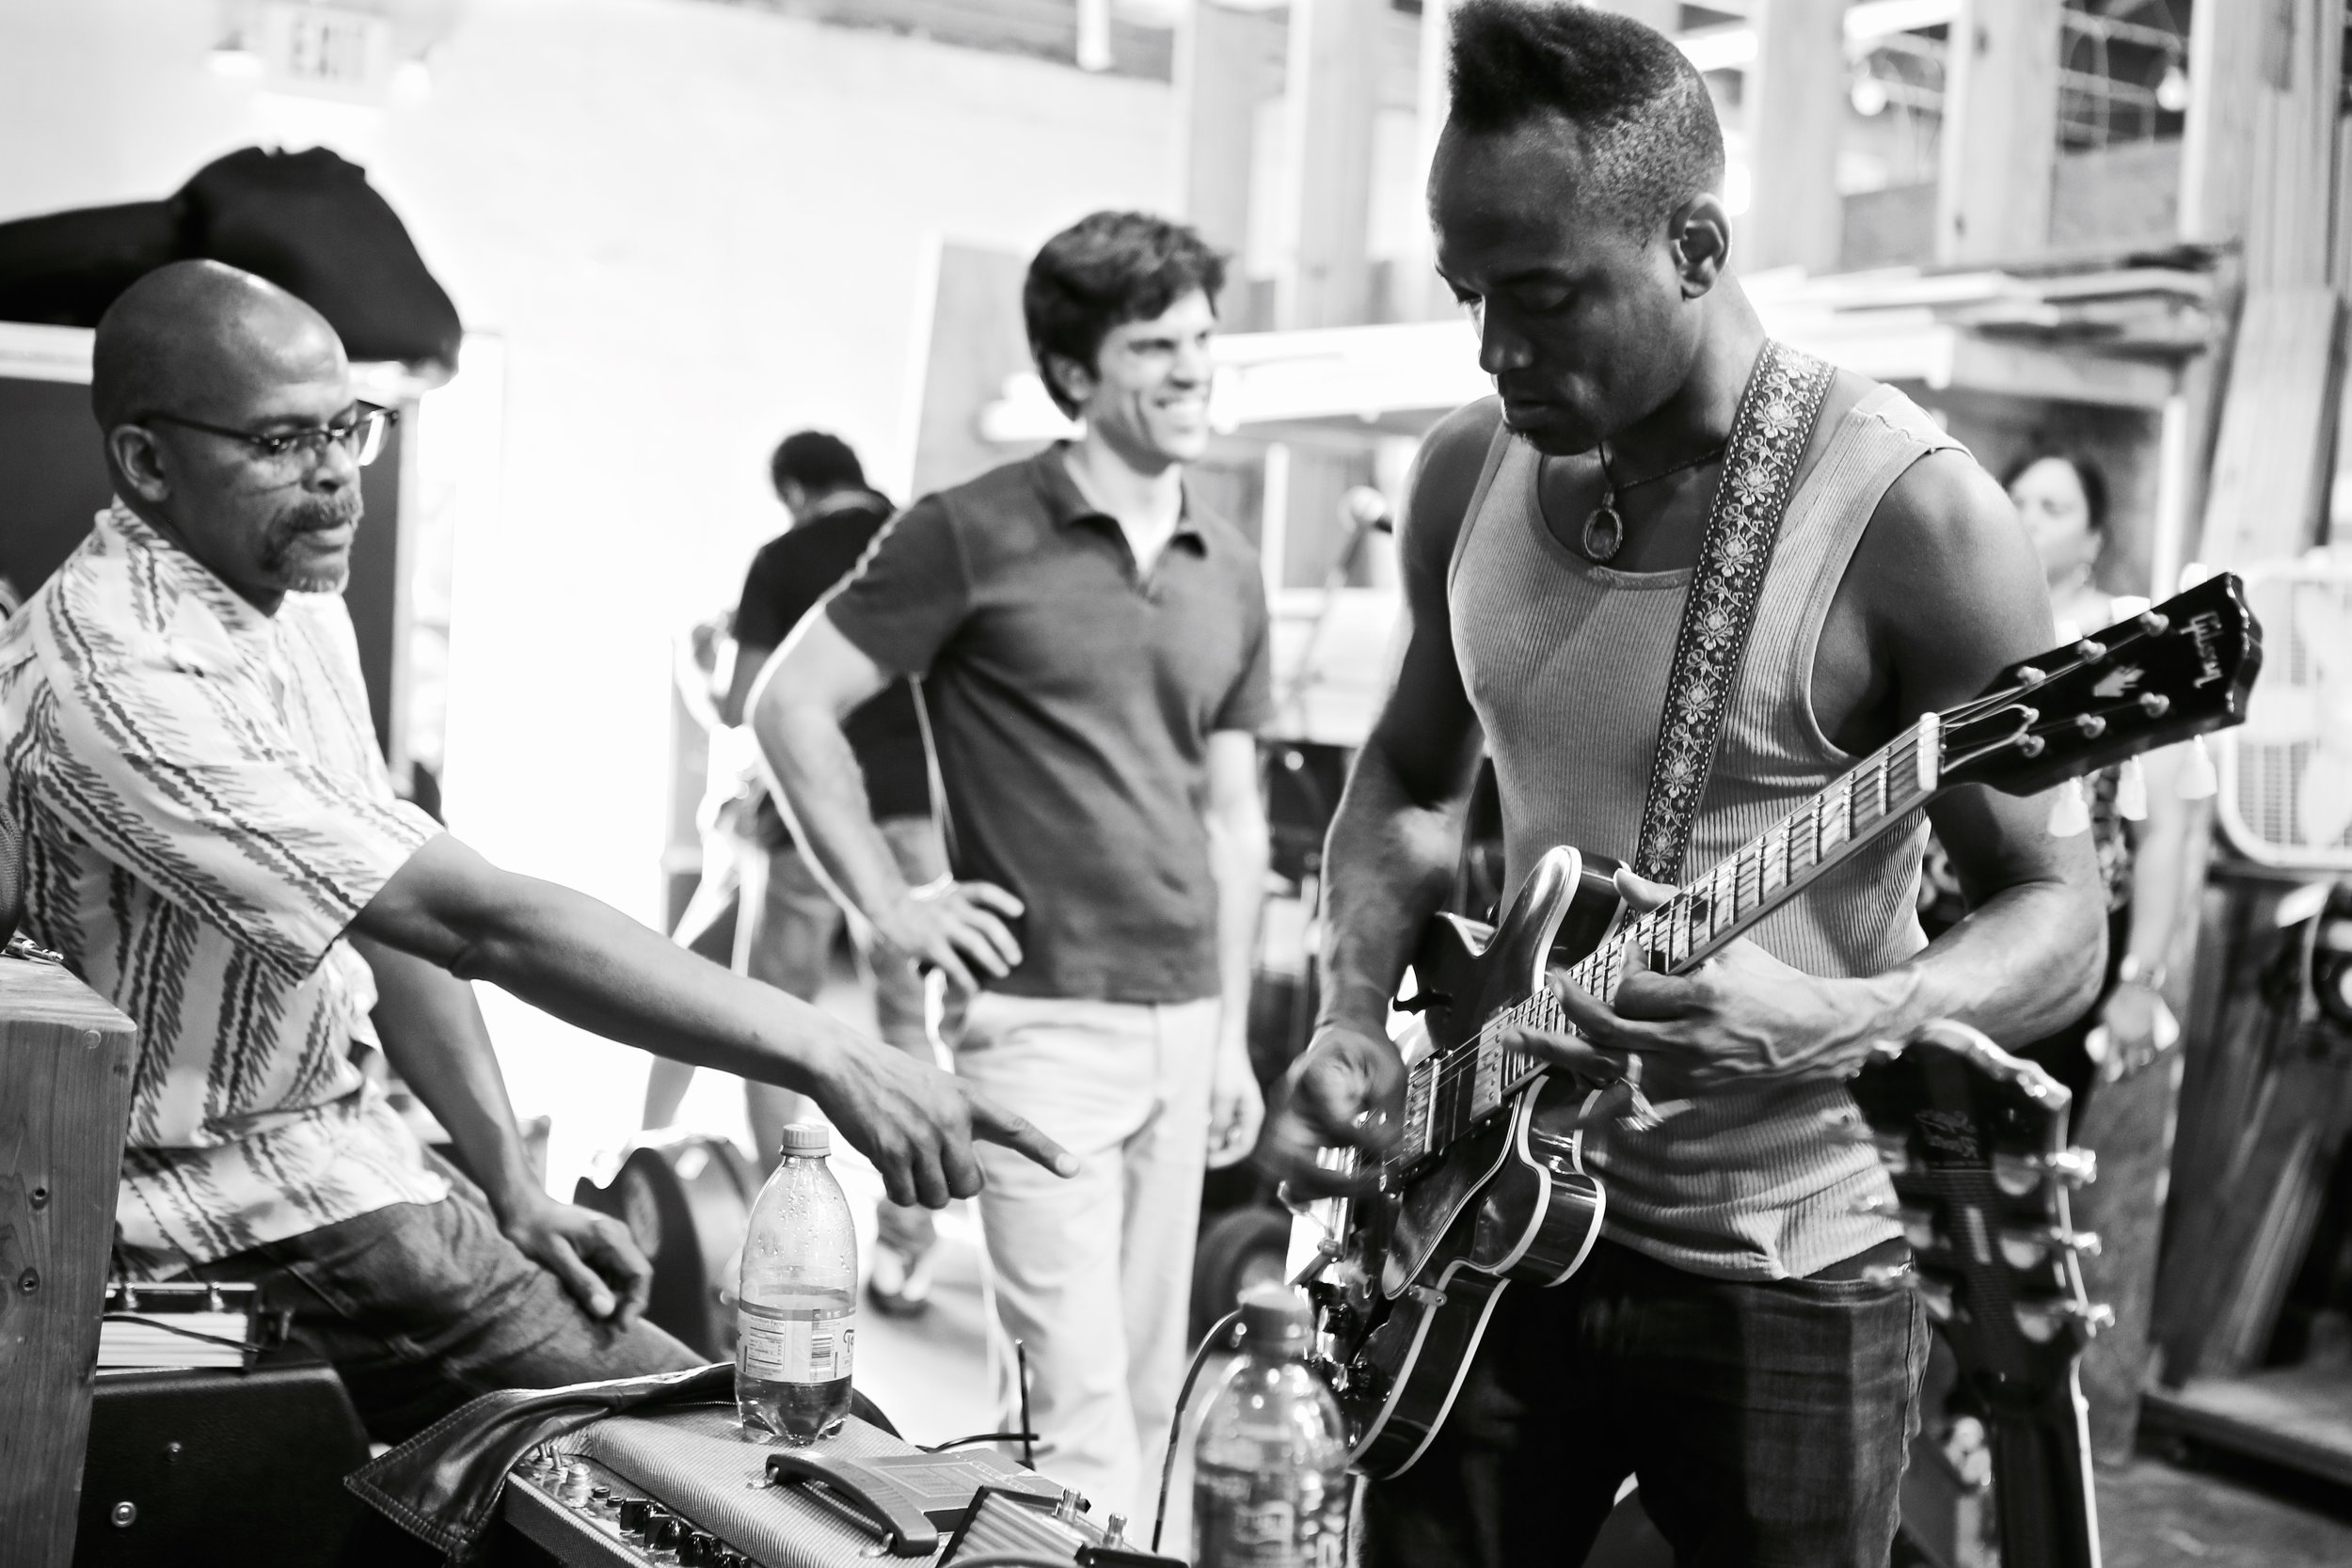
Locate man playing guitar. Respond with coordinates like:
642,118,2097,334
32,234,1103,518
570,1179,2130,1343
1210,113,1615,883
1261,5,2110,1564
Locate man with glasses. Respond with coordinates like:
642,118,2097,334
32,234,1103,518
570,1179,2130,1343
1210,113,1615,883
0,261,1073,1441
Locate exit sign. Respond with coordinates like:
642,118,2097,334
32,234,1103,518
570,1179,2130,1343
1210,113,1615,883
257,3,394,98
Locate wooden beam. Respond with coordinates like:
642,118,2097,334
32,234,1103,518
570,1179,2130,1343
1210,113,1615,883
1593,0,1680,33
1935,0,2062,263
1275,0,1383,330
2193,286,2346,566
1172,1,1279,262
2181,0,2343,290
1741,0,1847,272
0,960,135,1568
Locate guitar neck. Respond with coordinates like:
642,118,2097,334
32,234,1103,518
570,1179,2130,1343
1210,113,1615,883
1393,719,1945,1166
1987,1388,2103,1568
1559,714,1944,1005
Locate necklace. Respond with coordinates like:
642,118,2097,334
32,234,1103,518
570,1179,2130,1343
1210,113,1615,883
1581,442,1727,563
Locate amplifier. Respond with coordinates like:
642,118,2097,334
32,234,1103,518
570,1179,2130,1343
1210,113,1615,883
498,1407,1182,1568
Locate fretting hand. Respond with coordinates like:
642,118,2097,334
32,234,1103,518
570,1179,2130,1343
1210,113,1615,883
1509,868,1895,1096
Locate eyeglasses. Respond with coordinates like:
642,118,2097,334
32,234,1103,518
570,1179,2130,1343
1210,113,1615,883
140,404,399,469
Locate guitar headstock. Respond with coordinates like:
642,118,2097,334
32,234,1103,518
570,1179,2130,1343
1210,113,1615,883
1934,573,2262,797
1850,1021,2110,1408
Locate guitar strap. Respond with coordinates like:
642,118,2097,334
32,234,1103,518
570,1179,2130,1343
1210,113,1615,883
1629,340,1836,885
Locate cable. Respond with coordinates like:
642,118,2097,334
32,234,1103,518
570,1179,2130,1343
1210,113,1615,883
942,1555,1078,1568
1150,1306,1245,1553
922,1431,1041,1453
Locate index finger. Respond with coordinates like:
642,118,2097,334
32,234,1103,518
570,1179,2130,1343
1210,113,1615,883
958,881,1026,918
965,1089,1079,1178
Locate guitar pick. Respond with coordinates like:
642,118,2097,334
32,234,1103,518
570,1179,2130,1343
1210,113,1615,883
2046,777,2091,837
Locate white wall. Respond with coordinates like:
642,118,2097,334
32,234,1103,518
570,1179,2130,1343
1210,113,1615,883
0,0,1173,1181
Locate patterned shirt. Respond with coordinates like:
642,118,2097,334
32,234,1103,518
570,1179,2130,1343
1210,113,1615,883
0,504,449,1272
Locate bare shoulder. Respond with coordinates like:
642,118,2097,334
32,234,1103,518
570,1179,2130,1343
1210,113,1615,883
1852,446,2056,711
1399,396,1506,590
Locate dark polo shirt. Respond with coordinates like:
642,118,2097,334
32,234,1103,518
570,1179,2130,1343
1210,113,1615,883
825,443,1273,1004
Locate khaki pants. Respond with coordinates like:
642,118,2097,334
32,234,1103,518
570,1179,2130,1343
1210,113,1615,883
951,990,1219,1523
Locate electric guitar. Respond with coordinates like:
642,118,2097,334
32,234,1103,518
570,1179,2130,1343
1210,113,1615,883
1854,1020,2106,1568
1291,574,2261,1478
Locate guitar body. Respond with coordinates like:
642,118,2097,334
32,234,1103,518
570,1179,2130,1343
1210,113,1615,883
1312,847,1619,1478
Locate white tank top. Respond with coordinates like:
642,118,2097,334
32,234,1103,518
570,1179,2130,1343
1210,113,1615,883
1448,383,1963,1279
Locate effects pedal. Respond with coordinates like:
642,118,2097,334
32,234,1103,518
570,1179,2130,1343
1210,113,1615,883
942,1485,1185,1567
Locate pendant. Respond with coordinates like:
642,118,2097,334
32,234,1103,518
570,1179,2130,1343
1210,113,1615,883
1582,497,1625,562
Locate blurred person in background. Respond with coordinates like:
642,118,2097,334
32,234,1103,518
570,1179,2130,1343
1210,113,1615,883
755,212,1272,1519
644,429,946,1316
1919,449,2195,1102
0,261,1071,1442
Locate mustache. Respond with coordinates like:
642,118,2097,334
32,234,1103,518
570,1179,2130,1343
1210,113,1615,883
281,496,362,534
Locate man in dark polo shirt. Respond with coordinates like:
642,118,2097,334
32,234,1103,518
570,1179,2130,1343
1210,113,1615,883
645,430,947,1313
753,211,1272,1518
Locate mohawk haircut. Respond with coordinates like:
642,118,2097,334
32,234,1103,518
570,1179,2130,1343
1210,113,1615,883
1447,0,1726,233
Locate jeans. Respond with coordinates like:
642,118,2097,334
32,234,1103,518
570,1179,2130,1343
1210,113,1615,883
951,990,1220,1524
742,818,945,1253
1364,1238,1928,1568
188,1156,703,1445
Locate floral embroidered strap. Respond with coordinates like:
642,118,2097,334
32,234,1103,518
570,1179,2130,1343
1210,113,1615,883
1630,340,1836,885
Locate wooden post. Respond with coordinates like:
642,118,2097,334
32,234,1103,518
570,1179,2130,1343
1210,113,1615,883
1276,0,1382,330
1266,0,1384,590
0,958,135,1567
1742,0,1848,273
1172,0,1273,264
1936,0,2062,264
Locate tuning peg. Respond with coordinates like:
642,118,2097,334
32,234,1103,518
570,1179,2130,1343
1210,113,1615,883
2019,1299,2116,1343
2179,735,2218,800
1914,1275,1957,1323
1872,1132,1912,1176
1852,1192,1904,1220
1861,1262,1913,1288
2047,778,2091,837
1992,1148,2097,1195
2116,755,2149,820
1998,1226,2103,1270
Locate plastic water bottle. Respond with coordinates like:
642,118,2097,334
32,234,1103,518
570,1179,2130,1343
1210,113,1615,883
736,1122,856,1444
1192,1286,1351,1568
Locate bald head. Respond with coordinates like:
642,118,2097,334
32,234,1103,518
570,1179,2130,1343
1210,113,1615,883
94,261,367,613
92,261,347,433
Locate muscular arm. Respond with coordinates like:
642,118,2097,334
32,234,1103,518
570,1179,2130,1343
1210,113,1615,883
355,935,654,1323
354,833,1070,1205
1260,403,1497,1171
750,614,1020,992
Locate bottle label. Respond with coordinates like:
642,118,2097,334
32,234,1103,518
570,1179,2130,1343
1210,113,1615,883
1195,1465,1348,1568
737,1303,854,1383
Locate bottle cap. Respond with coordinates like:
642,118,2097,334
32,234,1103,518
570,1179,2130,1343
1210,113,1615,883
778,1123,830,1158
1237,1284,1310,1352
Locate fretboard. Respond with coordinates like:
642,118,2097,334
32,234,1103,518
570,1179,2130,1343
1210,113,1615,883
1393,714,1942,1167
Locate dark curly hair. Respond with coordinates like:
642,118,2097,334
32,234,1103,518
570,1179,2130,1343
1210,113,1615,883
2000,449,2109,535
769,430,865,501
1024,212,1226,418
1446,0,1724,234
